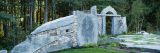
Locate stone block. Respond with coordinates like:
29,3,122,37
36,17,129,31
0,50,7,53
76,11,98,46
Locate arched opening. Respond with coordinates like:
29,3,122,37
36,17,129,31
105,11,113,34
100,6,118,35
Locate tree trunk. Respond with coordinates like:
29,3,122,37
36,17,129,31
3,22,8,37
40,0,42,24
36,0,39,24
52,0,56,20
30,0,34,30
44,0,48,23
23,0,27,31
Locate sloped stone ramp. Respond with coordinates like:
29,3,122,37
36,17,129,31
11,11,98,53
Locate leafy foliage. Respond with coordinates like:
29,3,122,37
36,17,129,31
0,12,16,22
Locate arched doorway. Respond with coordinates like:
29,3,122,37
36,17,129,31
100,6,118,35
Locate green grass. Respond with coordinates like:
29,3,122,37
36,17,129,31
52,47,124,53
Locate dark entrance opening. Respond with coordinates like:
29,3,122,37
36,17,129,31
106,16,112,34
106,12,113,34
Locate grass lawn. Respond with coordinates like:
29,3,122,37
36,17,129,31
51,47,125,53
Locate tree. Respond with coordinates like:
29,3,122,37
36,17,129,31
44,0,48,23
0,12,16,37
155,7,160,32
129,0,149,32
30,0,34,30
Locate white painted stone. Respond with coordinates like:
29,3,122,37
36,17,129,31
31,15,76,35
75,11,98,46
118,34,160,51
119,17,127,34
97,15,103,35
113,16,127,34
11,11,99,53
101,6,117,15
90,6,97,15
99,6,127,35
0,50,7,53
11,6,127,53
136,31,149,35
120,42,160,51
11,15,77,53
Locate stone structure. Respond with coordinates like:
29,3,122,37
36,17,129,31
11,6,127,53
0,50,7,53
95,6,127,35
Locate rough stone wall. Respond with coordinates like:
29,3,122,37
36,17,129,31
11,15,78,53
111,16,120,34
98,6,127,35
97,15,103,35
117,17,127,34
112,16,127,34
0,50,7,53
11,10,98,53
90,6,97,15
11,6,127,53
74,11,98,46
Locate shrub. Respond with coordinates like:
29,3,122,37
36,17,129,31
82,43,97,48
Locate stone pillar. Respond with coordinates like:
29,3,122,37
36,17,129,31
111,16,127,35
102,15,106,35
76,11,98,46
90,6,97,15
118,17,127,34
111,16,120,35
97,15,103,35
123,17,127,33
